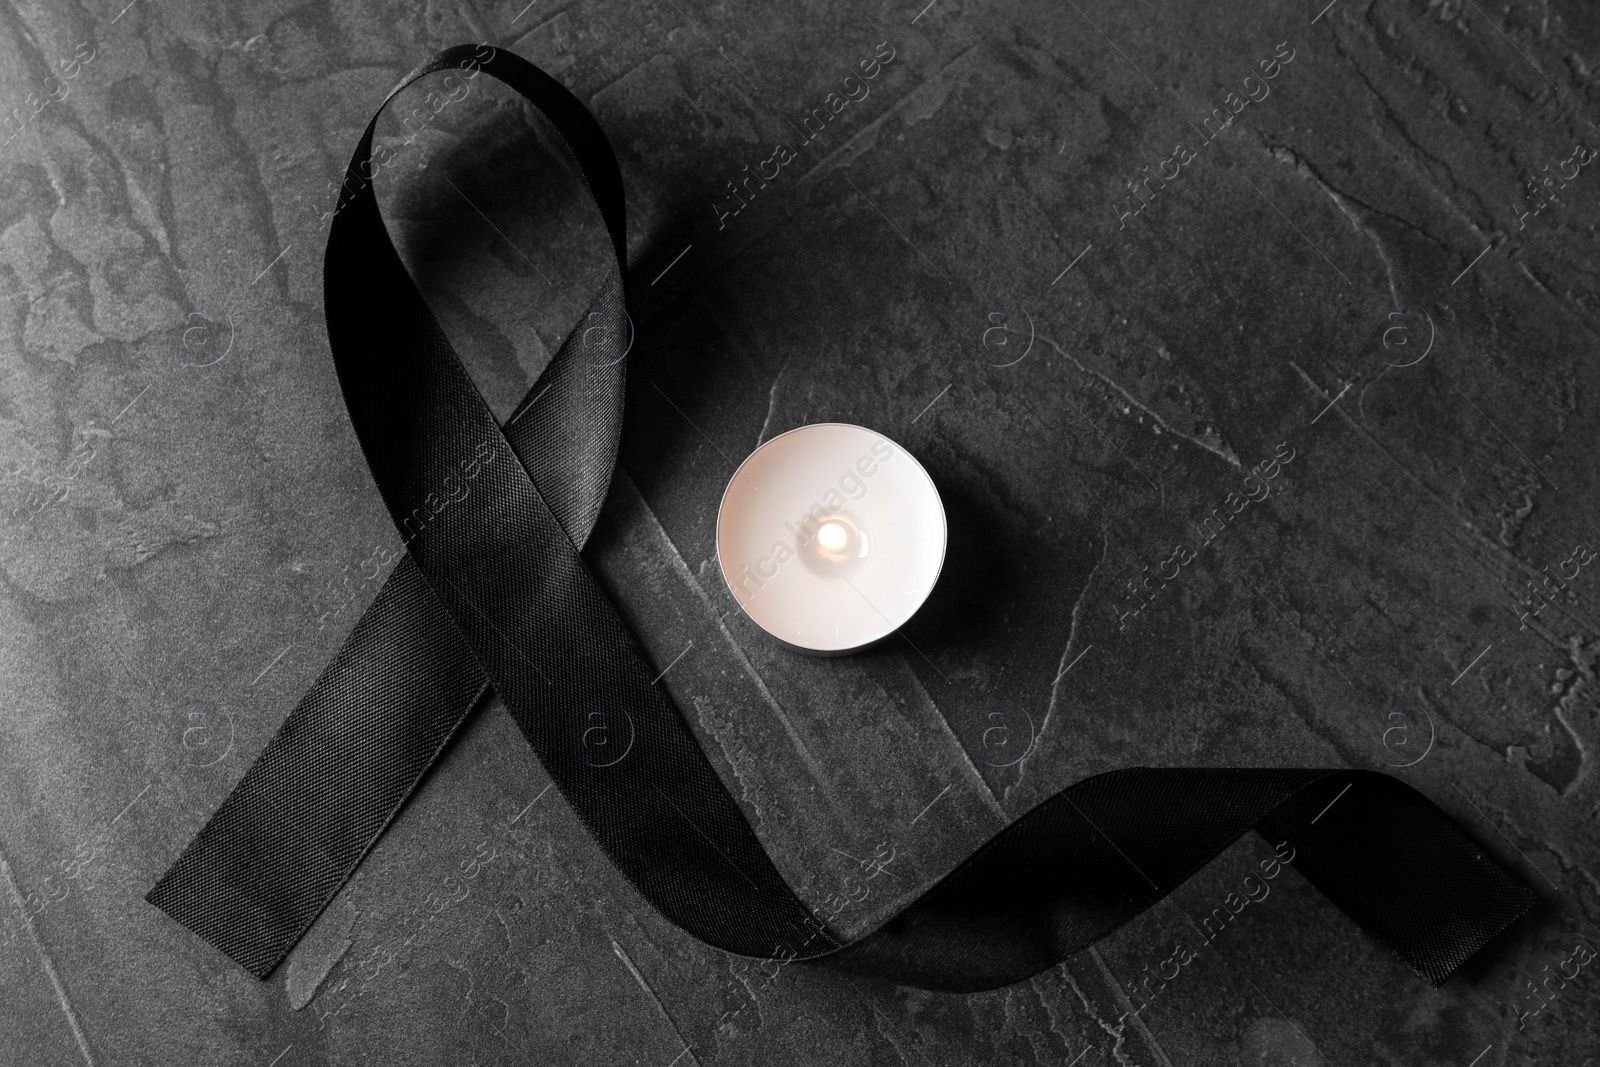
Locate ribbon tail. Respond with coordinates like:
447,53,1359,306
146,559,489,977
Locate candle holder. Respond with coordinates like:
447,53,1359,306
716,423,947,654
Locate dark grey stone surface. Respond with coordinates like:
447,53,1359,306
2,0,1598,1063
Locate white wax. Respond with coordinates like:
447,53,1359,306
716,423,946,653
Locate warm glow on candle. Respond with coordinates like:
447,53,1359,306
716,423,945,653
817,521,848,551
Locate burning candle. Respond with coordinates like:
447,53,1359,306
716,423,946,654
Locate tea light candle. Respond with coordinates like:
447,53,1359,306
716,423,946,654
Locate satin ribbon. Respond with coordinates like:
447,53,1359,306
147,44,1535,992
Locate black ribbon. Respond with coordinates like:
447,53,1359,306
148,44,1534,992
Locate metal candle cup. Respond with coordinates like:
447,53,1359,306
715,423,946,654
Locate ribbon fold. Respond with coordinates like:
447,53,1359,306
148,44,1534,992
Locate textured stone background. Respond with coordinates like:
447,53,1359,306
2,0,1598,1063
